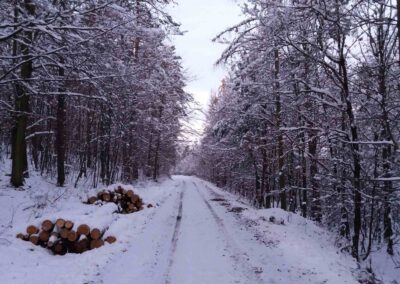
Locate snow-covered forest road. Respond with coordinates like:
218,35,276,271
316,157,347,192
0,174,361,284
93,176,358,284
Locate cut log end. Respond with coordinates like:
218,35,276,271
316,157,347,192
41,220,54,232
105,236,117,244
64,220,74,230
67,230,78,242
90,228,101,240
55,218,65,229
54,241,67,255
16,233,25,240
60,228,69,239
90,239,104,250
88,196,97,204
77,224,90,236
126,190,134,198
75,238,89,254
102,192,111,202
29,234,40,245
26,225,39,235
97,191,105,199
39,230,50,242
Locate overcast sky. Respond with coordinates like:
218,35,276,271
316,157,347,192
168,0,242,134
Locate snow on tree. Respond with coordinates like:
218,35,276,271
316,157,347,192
195,0,400,263
0,0,191,187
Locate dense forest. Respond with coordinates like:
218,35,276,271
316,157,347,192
0,0,191,188
189,0,400,262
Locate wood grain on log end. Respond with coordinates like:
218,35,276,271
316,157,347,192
88,196,97,204
90,228,101,240
64,220,74,230
29,234,40,245
59,228,69,239
39,230,50,242
105,236,117,244
55,218,65,229
90,239,104,249
26,225,39,235
16,233,26,240
41,220,54,232
67,230,78,242
77,224,90,236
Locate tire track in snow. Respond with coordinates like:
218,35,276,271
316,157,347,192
88,180,184,284
200,180,284,250
164,183,185,284
192,181,264,284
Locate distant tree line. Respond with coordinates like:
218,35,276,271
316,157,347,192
194,0,400,262
0,0,191,187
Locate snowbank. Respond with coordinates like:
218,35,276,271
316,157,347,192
0,165,174,284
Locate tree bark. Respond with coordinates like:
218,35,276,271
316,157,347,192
11,0,35,187
375,7,394,256
152,133,160,181
309,130,321,222
340,54,362,261
397,0,400,65
99,106,111,185
56,59,66,186
274,48,286,210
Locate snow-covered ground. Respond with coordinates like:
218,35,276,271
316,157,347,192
0,169,395,283
0,167,175,283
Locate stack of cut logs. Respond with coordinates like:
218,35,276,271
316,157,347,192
86,186,143,214
16,219,117,255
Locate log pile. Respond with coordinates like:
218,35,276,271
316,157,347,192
16,219,117,255
86,186,144,214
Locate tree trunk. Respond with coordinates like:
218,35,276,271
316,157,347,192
340,54,362,261
249,149,261,207
31,131,39,170
99,106,111,185
309,130,321,222
146,134,153,177
152,133,161,181
11,0,35,187
262,148,270,208
56,58,66,186
376,11,394,256
397,0,400,65
274,48,286,210
11,90,29,187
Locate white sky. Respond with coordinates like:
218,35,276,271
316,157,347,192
168,0,242,136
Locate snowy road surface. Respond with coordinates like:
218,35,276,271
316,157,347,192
95,176,358,284
0,175,359,284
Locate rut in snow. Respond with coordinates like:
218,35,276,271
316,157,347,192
192,181,264,283
164,189,185,284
